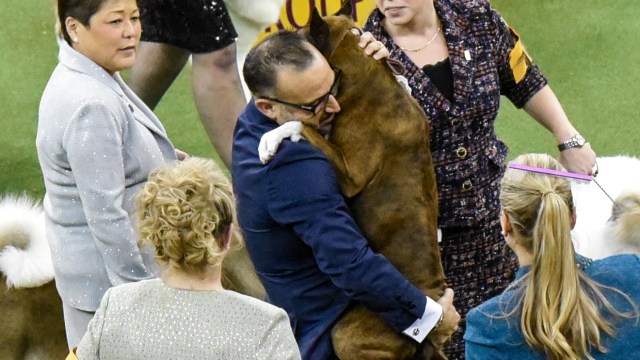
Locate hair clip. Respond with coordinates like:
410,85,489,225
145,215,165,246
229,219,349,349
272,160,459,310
508,163,592,181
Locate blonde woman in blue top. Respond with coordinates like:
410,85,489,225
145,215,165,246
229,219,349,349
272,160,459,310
465,153,640,359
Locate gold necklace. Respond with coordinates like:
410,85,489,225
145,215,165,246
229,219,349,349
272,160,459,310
398,27,441,53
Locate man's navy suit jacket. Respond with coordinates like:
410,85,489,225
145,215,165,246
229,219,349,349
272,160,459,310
232,101,427,359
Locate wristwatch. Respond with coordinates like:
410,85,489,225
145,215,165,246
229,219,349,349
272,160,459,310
558,133,586,151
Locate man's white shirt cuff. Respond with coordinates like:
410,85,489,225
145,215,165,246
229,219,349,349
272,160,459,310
402,296,443,343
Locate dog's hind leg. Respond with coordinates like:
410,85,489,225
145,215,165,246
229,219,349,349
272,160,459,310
332,307,419,360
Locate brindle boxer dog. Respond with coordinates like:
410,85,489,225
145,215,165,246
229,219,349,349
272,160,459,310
260,3,449,359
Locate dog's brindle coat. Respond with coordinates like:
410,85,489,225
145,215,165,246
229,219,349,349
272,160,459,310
297,4,448,359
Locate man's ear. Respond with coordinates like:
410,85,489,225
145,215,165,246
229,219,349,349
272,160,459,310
255,98,278,119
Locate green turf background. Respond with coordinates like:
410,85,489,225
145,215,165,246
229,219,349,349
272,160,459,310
1,0,638,198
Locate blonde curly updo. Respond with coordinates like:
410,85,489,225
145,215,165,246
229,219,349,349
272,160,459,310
136,157,236,275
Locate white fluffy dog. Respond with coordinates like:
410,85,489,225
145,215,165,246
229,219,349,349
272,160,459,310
0,194,53,288
604,190,640,255
225,0,286,97
571,155,640,259
0,194,67,359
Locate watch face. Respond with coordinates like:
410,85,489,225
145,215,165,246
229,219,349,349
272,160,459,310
575,134,586,146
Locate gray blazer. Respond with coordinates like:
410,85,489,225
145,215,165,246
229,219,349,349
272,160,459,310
76,279,302,359
36,40,177,311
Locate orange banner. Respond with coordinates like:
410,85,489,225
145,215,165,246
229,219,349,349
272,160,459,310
258,0,376,42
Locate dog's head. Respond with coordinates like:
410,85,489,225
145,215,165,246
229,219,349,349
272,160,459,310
606,190,640,254
301,3,403,102
304,5,375,92
304,1,356,59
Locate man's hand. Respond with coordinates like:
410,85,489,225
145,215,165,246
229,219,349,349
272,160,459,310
428,288,460,348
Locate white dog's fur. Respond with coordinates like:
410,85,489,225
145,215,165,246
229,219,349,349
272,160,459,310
571,155,640,259
602,190,640,256
225,0,286,98
0,194,54,288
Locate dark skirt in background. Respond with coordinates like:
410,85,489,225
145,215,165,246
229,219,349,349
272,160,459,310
439,214,518,360
138,0,237,53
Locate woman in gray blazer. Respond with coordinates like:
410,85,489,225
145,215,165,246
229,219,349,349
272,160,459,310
36,0,178,348
76,157,301,359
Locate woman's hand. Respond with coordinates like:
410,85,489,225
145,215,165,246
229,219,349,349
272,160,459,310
428,288,461,348
558,144,597,175
352,28,389,60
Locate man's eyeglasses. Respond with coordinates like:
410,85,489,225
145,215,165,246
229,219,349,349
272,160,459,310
261,68,342,115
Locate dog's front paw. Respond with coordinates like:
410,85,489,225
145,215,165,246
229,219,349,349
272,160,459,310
258,121,303,164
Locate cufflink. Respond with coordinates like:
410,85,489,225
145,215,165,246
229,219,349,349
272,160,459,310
413,328,420,336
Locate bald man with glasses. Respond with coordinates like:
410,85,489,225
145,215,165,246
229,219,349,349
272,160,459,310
259,67,341,116
232,30,458,360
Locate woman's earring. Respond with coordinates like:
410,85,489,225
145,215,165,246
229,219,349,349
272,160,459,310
501,230,507,237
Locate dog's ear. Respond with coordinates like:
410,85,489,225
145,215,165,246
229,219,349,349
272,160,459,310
337,0,354,18
307,7,331,55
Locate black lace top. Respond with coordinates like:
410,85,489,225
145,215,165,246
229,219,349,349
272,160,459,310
423,58,454,101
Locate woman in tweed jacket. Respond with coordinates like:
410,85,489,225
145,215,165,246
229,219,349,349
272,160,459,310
364,0,596,357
